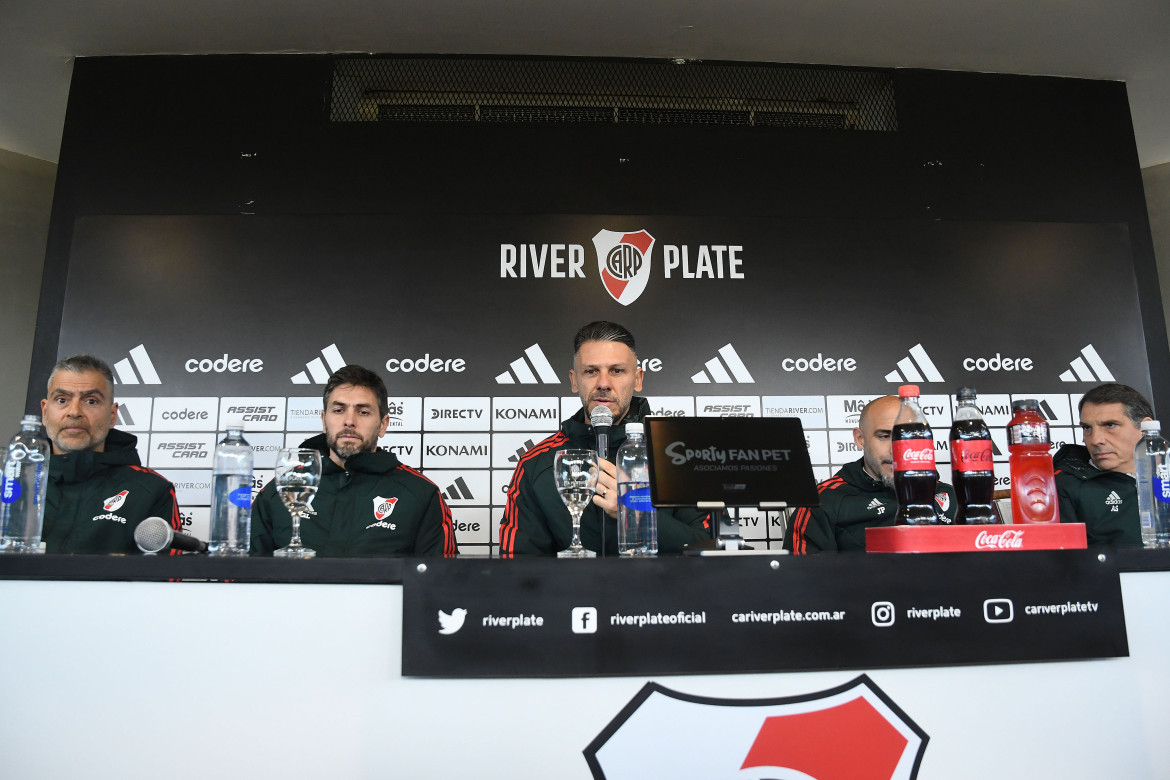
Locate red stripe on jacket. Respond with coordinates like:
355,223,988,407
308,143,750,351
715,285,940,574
499,432,569,557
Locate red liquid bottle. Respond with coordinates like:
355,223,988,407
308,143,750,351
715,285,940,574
950,387,997,524
892,384,940,525
1007,399,1060,524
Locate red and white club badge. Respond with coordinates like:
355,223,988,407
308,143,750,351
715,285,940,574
103,490,129,512
592,229,655,306
373,496,398,521
586,675,927,780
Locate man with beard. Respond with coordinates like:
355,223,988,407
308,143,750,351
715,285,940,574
39,354,182,554
499,321,714,556
1053,382,1150,546
251,364,457,557
784,394,958,553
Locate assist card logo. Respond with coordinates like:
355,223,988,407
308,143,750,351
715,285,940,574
592,229,655,306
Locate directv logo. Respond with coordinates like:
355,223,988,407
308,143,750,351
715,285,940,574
495,344,560,385
112,345,161,385
1060,344,1115,382
884,343,944,383
691,344,755,384
291,344,347,385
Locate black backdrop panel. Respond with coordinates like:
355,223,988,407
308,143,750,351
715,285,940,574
60,215,1147,398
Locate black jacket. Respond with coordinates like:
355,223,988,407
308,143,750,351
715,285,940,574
44,428,182,554
784,457,958,553
499,397,713,556
1053,444,1141,546
250,434,458,557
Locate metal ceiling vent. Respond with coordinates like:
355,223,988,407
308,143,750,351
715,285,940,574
329,56,898,131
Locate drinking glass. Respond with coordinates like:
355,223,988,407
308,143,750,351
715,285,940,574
273,448,321,559
554,449,598,559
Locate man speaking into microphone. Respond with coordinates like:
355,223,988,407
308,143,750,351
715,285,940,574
499,321,713,557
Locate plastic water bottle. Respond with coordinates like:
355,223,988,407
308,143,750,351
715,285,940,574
950,387,996,524
1134,420,1170,548
616,423,657,556
208,423,253,556
1007,399,1060,524
0,415,51,554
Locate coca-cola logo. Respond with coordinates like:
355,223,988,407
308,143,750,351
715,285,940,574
975,529,1025,550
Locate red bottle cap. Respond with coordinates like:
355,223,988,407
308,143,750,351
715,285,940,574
898,384,920,398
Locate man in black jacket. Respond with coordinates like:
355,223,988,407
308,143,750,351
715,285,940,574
1053,382,1150,546
40,355,182,554
499,321,713,556
250,364,457,557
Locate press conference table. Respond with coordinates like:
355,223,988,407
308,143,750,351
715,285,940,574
1,550,1168,779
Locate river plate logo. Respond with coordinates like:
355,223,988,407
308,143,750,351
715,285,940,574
592,229,655,306
585,675,927,779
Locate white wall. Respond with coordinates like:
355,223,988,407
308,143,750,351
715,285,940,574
0,147,55,422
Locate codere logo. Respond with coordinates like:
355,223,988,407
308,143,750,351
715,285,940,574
291,344,347,385
495,344,560,385
691,344,755,384
112,345,161,385
592,229,655,306
1059,344,1115,382
884,343,944,383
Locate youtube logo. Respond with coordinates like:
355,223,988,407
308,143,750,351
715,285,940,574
984,598,1014,624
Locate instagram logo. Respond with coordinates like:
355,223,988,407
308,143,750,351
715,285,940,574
871,601,896,627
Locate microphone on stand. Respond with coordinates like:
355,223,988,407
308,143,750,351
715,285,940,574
590,405,614,558
134,516,208,555
591,405,613,462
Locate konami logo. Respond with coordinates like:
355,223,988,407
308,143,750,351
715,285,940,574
587,676,927,779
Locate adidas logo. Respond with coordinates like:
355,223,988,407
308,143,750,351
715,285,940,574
866,498,886,515
116,406,136,426
112,345,161,385
509,439,537,463
1033,399,1059,421
1059,344,1115,383
1105,491,1122,506
443,477,475,501
495,344,559,385
884,343,943,383
691,344,755,384
291,344,347,385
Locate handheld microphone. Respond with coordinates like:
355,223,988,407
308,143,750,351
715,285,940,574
591,405,613,461
134,516,208,555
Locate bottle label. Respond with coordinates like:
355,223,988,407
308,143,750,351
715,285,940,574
229,486,253,509
1156,463,1170,504
0,475,20,504
952,440,993,472
1008,422,1049,445
893,440,935,470
619,486,654,510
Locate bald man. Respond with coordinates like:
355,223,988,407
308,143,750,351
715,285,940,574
784,395,958,553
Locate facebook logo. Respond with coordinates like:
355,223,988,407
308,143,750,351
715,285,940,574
571,606,598,634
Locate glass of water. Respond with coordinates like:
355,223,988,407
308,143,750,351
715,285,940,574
273,448,321,559
554,449,598,559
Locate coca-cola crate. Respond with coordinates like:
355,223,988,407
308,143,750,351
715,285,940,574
865,523,1087,553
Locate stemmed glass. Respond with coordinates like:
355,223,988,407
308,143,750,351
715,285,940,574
554,449,599,559
273,448,321,559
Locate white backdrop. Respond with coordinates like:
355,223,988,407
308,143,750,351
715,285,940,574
1,571,1167,778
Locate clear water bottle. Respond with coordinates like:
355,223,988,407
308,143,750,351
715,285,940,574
0,415,52,554
616,423,657,557
208,423,253,556
1134,420,1170,548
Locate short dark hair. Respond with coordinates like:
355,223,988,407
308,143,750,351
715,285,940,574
572,321,636,357
323,365,389,418
47,355,116,397
1079,383,1154,425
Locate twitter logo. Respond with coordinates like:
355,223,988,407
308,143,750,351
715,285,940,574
438,608,468,635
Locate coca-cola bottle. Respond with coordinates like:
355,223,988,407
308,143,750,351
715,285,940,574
950,387,997,524
1007,399,1060,524
892,384,940,525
